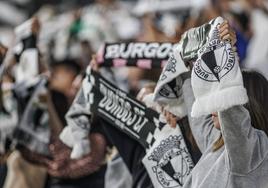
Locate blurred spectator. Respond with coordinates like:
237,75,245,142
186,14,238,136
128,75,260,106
1,0,268,188
243,0,268,79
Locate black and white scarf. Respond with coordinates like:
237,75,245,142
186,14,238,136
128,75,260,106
13,77,51,156
96,42,176,69
0,88,18,155
153,18,215,117
60,67,194,187
191,17,248,117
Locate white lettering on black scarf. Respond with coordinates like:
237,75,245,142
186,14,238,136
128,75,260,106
97,42,176,69
91,70,162,148
86,70,194,187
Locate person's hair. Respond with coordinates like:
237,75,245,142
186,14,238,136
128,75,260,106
214,70,268,151
242,70,268,135
51,58,82,75
213,134,224,151
179,116,201,162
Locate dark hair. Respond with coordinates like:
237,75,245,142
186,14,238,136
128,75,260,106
214,70,268,151
51,58,82,75
242,70,268,136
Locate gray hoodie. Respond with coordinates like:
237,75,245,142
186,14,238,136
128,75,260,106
182,79,268,188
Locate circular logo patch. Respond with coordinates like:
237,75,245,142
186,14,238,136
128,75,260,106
194,40,236,82
148,136,194,188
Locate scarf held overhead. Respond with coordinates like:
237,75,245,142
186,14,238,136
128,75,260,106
96,42,176,69
191,17,248,117
153,17,225,118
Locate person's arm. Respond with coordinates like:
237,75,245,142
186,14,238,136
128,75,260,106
19,146,51,166
182,78,220,153
181,20,237,153
47,96,64,136
219,105,268,174
47,133,107,179
19,90,65,166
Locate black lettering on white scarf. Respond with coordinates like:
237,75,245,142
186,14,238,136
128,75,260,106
153,19,214,107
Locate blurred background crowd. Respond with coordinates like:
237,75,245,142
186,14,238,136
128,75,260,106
0,0,268,188
1,0,268,85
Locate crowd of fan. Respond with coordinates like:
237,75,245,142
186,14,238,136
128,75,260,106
0,0,268,188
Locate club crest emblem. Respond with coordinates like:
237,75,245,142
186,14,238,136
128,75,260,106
160,54,177,81
194,26,236,82
147,135,194,187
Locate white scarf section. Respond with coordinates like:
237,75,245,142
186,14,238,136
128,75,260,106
142,124,194,188
13,19,39,84
14,49,39,84
60,67,92,159
191,17,248,117
142,93,162,113
153,43,188,118
132,92,195,188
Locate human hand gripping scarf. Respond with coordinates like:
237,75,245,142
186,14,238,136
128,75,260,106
153,16,248,118
191,17,248,117
60,16,247,188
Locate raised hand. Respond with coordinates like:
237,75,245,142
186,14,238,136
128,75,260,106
218,20,237,46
